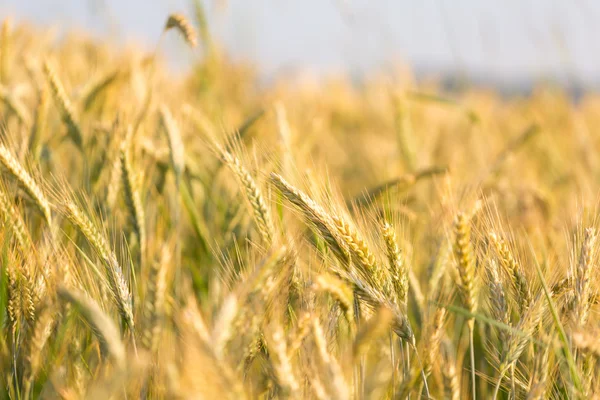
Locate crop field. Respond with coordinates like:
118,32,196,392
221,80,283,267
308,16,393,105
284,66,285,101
0,10,599,400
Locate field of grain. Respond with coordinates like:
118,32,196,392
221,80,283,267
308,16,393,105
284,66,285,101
0,11,600,400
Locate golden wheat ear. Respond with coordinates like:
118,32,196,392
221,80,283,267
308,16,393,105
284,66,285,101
58,286,126,369
43,60,83,150
63,201,135,335
165,13,198,48
219,147,275,245
0,143,52,226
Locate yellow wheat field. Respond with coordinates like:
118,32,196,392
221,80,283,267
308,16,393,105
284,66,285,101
0,10,600,400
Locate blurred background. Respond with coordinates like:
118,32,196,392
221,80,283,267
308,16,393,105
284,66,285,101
1,0,599,94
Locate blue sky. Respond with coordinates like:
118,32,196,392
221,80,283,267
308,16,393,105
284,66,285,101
1,0,598,84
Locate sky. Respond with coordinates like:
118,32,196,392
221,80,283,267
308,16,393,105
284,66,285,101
1,0,599,86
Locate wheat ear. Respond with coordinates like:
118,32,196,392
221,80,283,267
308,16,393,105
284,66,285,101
492,296,545,399
267,324,300,398
453,211,478,400
143,246,170,353
58,286,126,369
312,317,349,400
165,13,198,48
0,143,51,225
0,183,32,253
120,145,146,263
43,60,83,149
382,221,408,308
221,149,275,244
574,228,597,326
64,202,134,334
23,304,55,398
315,273,354,324
159,104,185,188
270,172,349,263
489,231,531,314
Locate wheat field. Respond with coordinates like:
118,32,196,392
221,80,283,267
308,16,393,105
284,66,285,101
0,10,600,400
